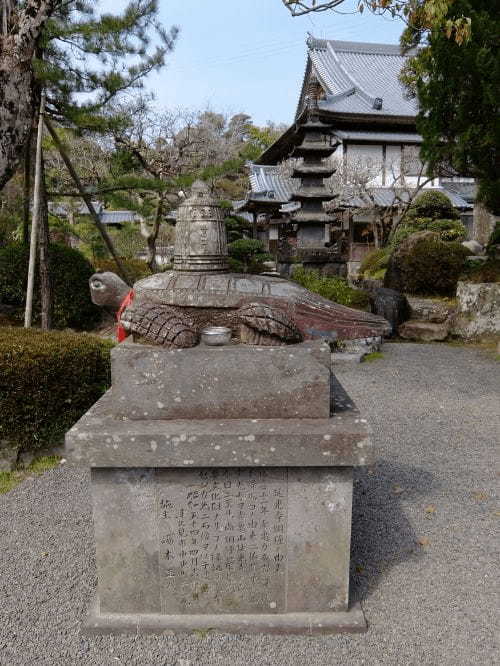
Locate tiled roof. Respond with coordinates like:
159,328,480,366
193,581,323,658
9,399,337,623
341,187,473,210
100,210,139,225
298,37,418,119
248,163,297,203
440,180,477,204
48,202,141,222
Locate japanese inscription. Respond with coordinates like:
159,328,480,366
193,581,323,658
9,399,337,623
156,468,288,614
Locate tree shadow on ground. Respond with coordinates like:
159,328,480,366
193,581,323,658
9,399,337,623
349,459,437,605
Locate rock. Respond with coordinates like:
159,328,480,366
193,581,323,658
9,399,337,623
465,255,488,263
332,351,366,364
371,288,410,335
462,240,484,255
342,336,382,353
0,441,18,472
398,319,450,342
332,335,383,363
17,450,35,467
451,281,500,338
407,297,454,324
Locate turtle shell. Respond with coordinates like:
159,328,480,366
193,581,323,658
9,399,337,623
133,271,289,309
132,270,391,340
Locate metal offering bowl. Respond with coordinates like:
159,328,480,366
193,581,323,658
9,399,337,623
201,326,232,346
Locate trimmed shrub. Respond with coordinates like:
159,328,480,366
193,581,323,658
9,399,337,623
0,243,101,330
291,267,370,310
224,214,252,243
0,327,112,454
228,238,272,274
93,258,152,283
406,191,459,220
385,232,470,295
359,248,390,278
389,218,466,250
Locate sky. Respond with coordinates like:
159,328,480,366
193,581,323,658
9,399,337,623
99,1,404,127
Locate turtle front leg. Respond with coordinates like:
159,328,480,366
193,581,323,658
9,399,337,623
236,302,303,346
120,304,199,348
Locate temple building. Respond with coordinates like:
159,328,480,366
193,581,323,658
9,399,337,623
238,37,475,277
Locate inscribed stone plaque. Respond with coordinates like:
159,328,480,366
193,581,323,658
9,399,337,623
156,468,287,614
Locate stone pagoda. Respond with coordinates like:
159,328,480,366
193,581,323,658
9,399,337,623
290,80,340,249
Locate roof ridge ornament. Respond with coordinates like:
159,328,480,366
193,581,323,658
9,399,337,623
305,76,322,121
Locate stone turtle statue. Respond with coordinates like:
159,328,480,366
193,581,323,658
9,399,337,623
89,180,390,347
90,269,390,348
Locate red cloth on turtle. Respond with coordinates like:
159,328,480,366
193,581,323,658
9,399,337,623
116,289,134,342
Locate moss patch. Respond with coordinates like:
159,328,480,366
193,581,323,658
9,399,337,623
363,351,384,362
0,455,61,495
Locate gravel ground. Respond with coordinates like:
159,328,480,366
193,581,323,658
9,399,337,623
0,342,498,666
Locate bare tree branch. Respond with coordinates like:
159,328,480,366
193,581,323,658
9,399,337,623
281,0,346,16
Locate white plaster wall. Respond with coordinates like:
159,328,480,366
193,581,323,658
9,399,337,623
385,145,401,184
336,142,446,189
347,145,383,186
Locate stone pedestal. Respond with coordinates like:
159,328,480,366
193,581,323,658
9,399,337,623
66,341,373,635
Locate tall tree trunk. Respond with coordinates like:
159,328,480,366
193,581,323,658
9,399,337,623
38,154,52,329
0,1,61,190
0,44,36,190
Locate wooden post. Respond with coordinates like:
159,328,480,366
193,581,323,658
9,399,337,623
24,93,45,328
38,154,52,329
43,117,131,286
22,125,33,245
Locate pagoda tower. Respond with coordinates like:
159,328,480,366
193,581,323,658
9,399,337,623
290,80,340,249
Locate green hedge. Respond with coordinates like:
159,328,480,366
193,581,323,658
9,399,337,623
93,257,152,283
292,267,370,310
0,327,112,454
0,243,101,330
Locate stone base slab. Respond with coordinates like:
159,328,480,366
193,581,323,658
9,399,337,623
65,382,372,468
83,598,367,636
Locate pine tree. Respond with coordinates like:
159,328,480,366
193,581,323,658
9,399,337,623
0,1,178,190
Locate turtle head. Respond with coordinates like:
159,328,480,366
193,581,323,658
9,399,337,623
89,272,130,311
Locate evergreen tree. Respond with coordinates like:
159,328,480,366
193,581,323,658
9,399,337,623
0,1,178,189
402,0,499,213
